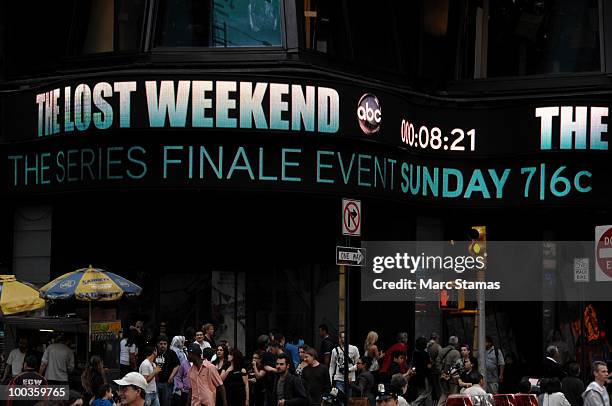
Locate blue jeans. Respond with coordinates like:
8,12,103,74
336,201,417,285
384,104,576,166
158,383,174,406
334,380,351,396
333,380,351,406
146,392,160,406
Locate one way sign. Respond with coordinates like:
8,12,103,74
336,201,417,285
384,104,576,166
336,246,366,266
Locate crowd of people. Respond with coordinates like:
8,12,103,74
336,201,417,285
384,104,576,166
108,324,610,406
0,324,610,406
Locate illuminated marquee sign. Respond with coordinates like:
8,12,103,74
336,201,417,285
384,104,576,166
1,134,605,207
35,80,340,137
0,74,609,207
536,106,609,150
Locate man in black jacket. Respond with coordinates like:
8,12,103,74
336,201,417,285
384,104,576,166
542,345,566,380
562,362,584,406
275,354,309,406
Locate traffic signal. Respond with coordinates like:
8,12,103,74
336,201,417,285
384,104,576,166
468,226,487,258
439,288,457,310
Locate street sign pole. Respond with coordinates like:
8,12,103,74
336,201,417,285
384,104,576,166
344,251,350,399
338,255,350,398
477,228,487,381
477,283,486,379
339,198,361,398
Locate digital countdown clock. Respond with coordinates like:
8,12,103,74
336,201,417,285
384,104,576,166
400,119,476,152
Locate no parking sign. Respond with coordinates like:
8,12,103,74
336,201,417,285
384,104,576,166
595,225,612,281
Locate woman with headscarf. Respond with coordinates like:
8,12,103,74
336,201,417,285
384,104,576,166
170,336,187,363
170,336,190,406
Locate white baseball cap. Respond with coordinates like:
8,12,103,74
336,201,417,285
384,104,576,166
114,372,147,391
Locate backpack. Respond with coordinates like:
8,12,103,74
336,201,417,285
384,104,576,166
431,347,453,375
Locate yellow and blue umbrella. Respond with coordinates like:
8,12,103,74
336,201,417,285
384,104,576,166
0,275,45,316
39,265,142,355
39,265,142,301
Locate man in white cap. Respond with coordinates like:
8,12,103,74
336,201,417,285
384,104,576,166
115,372,148,406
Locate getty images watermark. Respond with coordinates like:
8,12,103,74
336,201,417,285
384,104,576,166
360,241,610,302
371,251,498,291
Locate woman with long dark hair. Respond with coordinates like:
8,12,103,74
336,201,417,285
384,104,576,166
120,329,138,375
215,344,231,406
214,344,231,376
223,349,249,406
81,355,107,406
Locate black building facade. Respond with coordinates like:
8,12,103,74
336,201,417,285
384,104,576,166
0,0,610,377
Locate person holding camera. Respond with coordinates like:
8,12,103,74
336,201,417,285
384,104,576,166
436,337,461,406
387,353,407,382
458,357,477,393
329,332,360,398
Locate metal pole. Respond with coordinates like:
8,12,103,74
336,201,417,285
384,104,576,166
234,271,238,350
88,301,92,360
477,289,486,379
580,284,586,382
474,227,487,380
344,263,350,400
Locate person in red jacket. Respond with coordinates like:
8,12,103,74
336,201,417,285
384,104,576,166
379,333,409,376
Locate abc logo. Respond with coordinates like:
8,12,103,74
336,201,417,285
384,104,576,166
357,94,381,135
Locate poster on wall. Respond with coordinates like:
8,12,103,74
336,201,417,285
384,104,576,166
211,271,246,350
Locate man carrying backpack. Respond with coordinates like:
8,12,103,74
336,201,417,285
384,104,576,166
434,336,461,406
484,336,504,394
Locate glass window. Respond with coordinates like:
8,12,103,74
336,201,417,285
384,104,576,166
2,0,145,78
348,0,401,73
69,0,146,55
302,0,352,59
118,0,148,51
3,1,74,77
155,0,282,47
416,0,465,88
487,0,601,77
301,0,413,75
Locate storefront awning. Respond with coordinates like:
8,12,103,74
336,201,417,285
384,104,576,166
2,316,88,333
